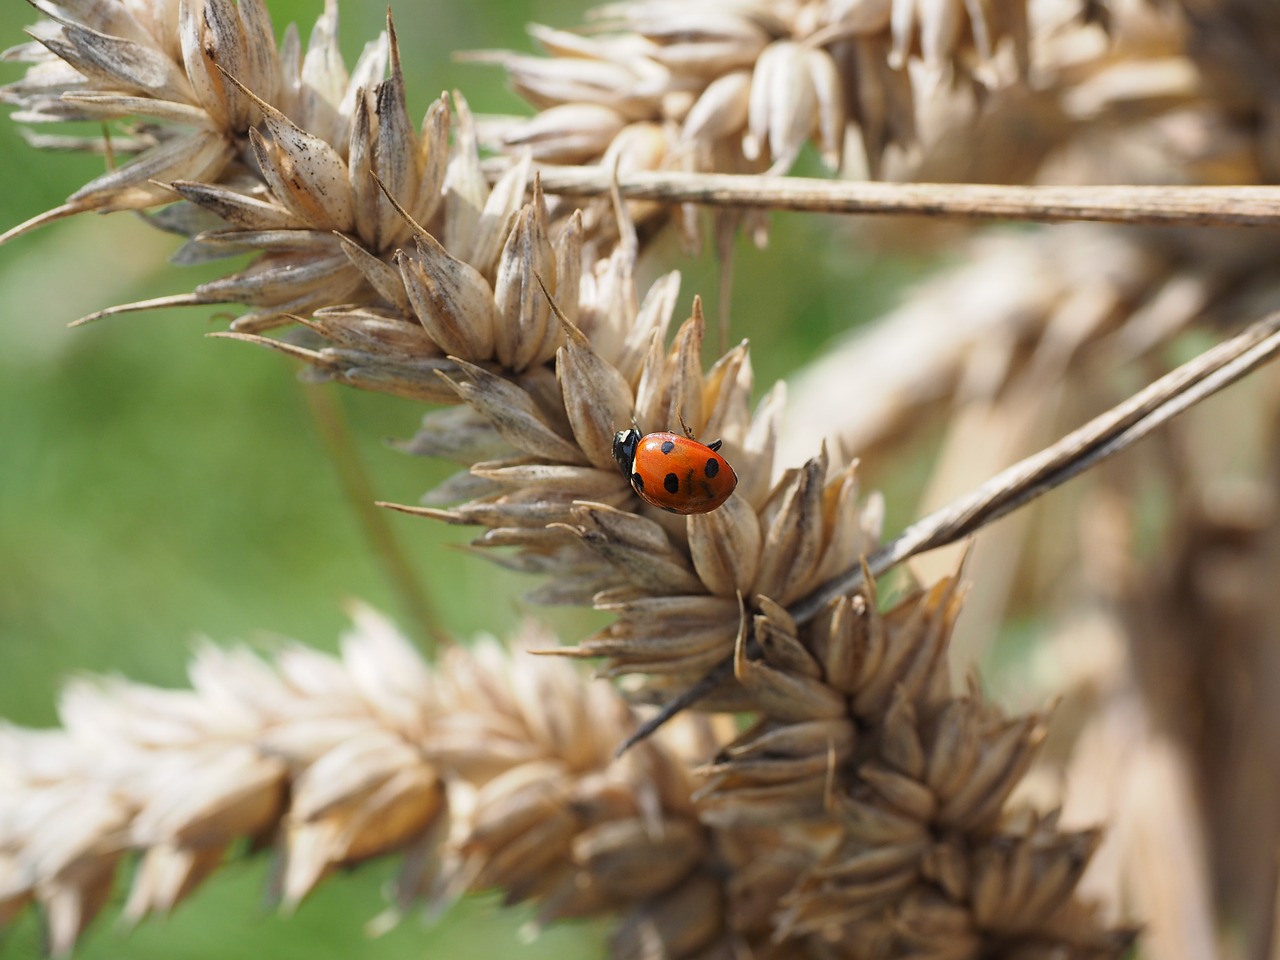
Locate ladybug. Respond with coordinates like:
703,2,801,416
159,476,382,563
612,428,738,515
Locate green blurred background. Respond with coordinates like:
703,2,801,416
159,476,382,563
0,0,928,956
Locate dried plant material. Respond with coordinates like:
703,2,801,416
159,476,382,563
13,0,1280,957
0,613,716,955
0,0,315,240
694,576,1130,958
513,167,1280,228
0,595,1132,959
477,0,1039,183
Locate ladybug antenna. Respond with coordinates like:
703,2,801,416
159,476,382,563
676,405,695,440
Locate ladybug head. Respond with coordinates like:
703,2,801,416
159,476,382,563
612,428,641,480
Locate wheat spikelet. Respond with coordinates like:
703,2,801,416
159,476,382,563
0,0,382,241
0,588,1135,958
474,0,1044,180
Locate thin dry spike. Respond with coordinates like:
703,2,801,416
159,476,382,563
212,61,275,117
533,269,570,327
0,201,94,246
375,501,443,518
206,330,332,365
70,293,212,327
370,170,431,238
101,123,116,170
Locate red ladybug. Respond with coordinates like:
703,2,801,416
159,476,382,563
612,428,738,515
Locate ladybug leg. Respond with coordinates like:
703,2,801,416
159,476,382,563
707,439,723,452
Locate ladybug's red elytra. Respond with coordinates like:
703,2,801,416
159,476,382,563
612,428,738,515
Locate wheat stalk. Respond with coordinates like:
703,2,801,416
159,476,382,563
495,168,1280,228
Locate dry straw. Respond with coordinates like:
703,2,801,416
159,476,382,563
3,0,1280,957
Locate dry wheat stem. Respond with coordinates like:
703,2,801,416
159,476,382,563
794,306,1280,619
516,167,1280,228
300,382,447,652
621,307,1280,753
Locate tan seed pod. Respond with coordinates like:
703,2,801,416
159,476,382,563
46,23,192,106
754,597,822,679
733,612,847,723
924,697,982,802
397,231,498,361
858,762,937,822
937,715,1045,830
879,689,927,780
554,210,584,328
851,583,949,717
920,838,970,901
439,359,587,465
337,236,414,315
699,340,754,455
562,503,706,596
751,41,818,173
169,180,302,230
835,792,931,846
812,840,925,884
413,93,452,227
74,129,237,213
441,91,489,264
571,817,704,900
555,309,638,471
681,70,753,147
612,870,724,960
808,594,865,693
699,778,832,828
806,47,845,171
1016,829,1101,926
493,185,560,372
755,451,828,602
613,270,681,387
736,381,785,509
184,0,280,131
123,842,227,921
246,104,355,232
705,718,855,785
503,102,629,162
894,578,965,709
579,619,738,666
471,463,624,499
127,747,284,849
472,805,581,892
636,302,707,435
687,495,761,597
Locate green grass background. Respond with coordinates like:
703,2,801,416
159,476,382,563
0,1,929,956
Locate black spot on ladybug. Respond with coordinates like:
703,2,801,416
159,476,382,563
663,472,680,494
704,458,719,478
631,472,645,491
660,440,675,454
